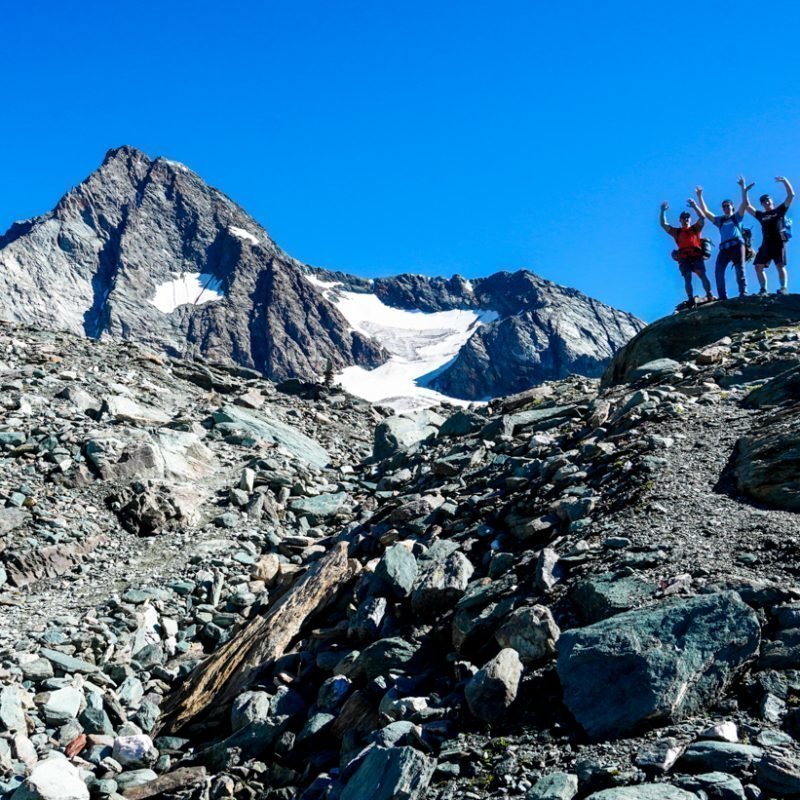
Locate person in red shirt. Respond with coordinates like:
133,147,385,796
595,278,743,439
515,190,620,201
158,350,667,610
660,200,714,306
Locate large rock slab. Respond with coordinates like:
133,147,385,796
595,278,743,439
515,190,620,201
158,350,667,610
13,754,90,800
735,404,800,511
465,648,522,723
586,787,696,800
602,294,800,386
214,405,329,468
556,592,760,739
340,745,435,800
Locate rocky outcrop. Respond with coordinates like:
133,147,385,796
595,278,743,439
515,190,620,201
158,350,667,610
602,294,800,386
556,592,761,739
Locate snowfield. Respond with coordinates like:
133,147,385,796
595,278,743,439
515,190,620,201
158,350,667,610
306,273,497,410
229,226,260,246
149,273,225,313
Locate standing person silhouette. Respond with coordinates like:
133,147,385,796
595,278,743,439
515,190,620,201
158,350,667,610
744,176,794,295
660,200,713,306
694,177,751,299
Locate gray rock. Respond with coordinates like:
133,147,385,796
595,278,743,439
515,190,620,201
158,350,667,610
373,416,437,460
355,638,419,681
340,745,436,800
602,294,800,386
375,544,418,598
526,772,578,799
556,592,761,738
0,686,26,733
12,755,89,800
465,648,523,723
535,548,563,592
736,404,800,511
757,751,800,797
496,605,560,664
571,573,656,623
289,491,347,521
585,787,696,800
635,738,685,774
674,771,746,800
678,741,763,774
42,687,82,725
231,691,271,732
411,551,474,615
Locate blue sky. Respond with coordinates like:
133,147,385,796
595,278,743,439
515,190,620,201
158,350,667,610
2,0,800,321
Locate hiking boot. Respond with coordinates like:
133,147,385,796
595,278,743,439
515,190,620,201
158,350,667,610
777,287,789,295
686,298,697,308
705,293,716,302
738,291,748,298
758,287,768,296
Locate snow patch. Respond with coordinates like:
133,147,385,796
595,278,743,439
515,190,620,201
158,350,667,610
303,275,497,409
305,273,341,290
229,226,260,246
463,279,474,293
149,273,225,314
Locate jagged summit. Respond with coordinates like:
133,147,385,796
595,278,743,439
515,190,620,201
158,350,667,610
0,148,643,403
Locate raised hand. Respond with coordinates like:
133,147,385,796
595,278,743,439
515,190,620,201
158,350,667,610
661,201,669,211
696,186,704,196
776,176,788,183
737,175,747,188
687,198,698,208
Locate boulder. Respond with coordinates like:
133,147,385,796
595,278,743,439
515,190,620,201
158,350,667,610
527,772,578,799
757,751,800,797
340,746,436,800
465,648,522,723
735,404,800,511
411,551,474,615
585,787,696,800
495,605,559,664
556,592,760,738
375,545,418,598
373,415,437,460
13,755,89,800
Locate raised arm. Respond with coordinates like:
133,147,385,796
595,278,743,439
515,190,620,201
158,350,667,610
777,176,795,209
695,186,716,223
737,176,754,217
660,201,672,233
687,198,705,227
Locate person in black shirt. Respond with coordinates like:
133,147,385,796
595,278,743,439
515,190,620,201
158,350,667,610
745,176,794,295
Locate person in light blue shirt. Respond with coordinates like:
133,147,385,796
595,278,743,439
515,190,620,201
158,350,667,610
695,177,751,299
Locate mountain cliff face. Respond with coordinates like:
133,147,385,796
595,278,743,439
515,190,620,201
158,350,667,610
0,146,643,401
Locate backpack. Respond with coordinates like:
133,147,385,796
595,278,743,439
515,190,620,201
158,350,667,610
726,215,755,261
701,238,713,259
781,216,793,242
743,227,755,262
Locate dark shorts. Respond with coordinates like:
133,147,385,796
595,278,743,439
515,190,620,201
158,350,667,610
755,239,787,267
679,257,707,277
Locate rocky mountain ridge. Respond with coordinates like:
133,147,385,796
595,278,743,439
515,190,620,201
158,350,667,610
0,295,799,800
0,147,642,403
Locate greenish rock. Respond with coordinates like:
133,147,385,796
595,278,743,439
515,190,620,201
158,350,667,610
289,492,347,521
340,746,436,800
375,544,418,598
678,741,763,774
0,432,26,447
39,647,100,674
80,706,115,735
526,772,578,800
296,712,335,743
571,573,656,623
586,787,696,800
355,637,419,680
556,592,761,739
508,404,577,433
439,409,484,437
757,751,800,797
743,363,800,409
674,772,745,800
373,415,437,460
213,405,329,468
115,768,158,790
736,403,800,511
